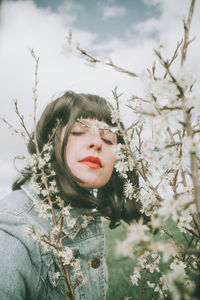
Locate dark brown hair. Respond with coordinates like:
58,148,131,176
13,91,140,228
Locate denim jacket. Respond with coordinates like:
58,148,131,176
0,181,108,300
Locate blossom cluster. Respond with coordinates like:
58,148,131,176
110,27,200,299
24,138,95,298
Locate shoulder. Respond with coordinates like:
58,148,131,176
0,189,40,256
0,189,38,235
0,190,51,298
0,190,45,298
0,189,33,215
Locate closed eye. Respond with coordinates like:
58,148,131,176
102,138,114,145
71,131,85,136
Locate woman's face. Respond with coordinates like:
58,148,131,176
62,118,117,189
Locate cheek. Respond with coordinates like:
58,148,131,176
106,150,116,174
64,135,79,162
64,139,74,167
64,149,71,167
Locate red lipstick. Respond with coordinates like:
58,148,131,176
79,156,102,169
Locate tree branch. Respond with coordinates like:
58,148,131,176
181,0,196,66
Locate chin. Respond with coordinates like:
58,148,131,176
79,180,107,189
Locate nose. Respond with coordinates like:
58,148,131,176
87,133,102,152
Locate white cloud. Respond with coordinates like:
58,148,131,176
133,18,161,36
102,5,126,20
142,0,161,6
131,0,200,72
57,1,83,25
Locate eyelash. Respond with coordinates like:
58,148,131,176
71,132,114,145
102,138,113,145
71,131,84,136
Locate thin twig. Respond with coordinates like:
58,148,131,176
163,40,183,79
30,48,40,147
181,0,196,66
76,45,138,77
14,100,37,147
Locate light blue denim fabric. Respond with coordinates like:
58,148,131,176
0,181,108,300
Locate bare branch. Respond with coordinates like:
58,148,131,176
181,0,196,66
0,117,25,137
163,40,183,79
14,99,36,147
75,45,138,77
30,48,40,146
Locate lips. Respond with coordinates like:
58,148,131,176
79,156,102,169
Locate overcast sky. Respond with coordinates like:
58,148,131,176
0,0,200,196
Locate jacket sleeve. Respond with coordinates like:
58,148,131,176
0,229,36,299
0,210,46,300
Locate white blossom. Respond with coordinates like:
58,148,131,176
145,254,160,273
111,109,121,124
138,251,150,268
149,241,177,263
55,196,65,208
59,247,73,265
81,215,94,228
154,274,169,296
176,65,196,90
150,215,162,229
177,215,193,233
31,180,42,194
124,180,139,200
182,135,200,155
147,281,155,288
33,200,51,219
170,257,186,271
62,205,71,216
49,180,59,194
130,267,141,286
157,196,178,221
52,225,60,236
40,189,48,197
115,239,134,258
126,219,150,244
65,216,77,229
166,267,194,300
43,143,53,153
140,184,159,216
52,272,61,280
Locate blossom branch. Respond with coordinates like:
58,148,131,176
112,89,163,201
155,40,200,216
14,99,37,147
137,268,149,300
163,40,183,79
30,48,39,132
181,0,196,66
0,117,26,138
67,36,138,77
60,258,76,300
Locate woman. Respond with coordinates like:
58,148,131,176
0,91,139,299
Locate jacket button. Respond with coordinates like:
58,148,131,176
91,257,101,269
